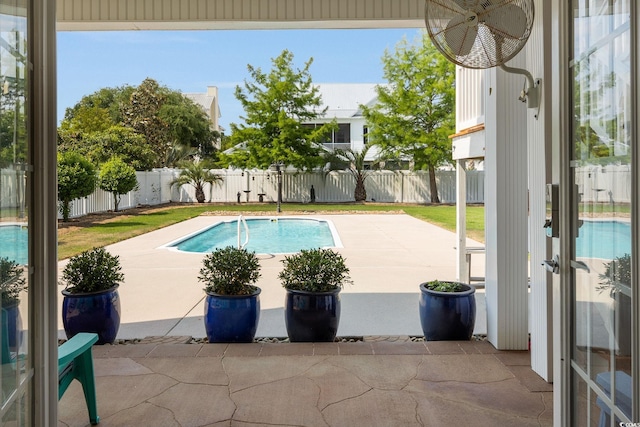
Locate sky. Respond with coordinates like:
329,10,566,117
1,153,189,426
57,28,422,131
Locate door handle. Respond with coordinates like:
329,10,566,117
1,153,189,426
542,255,559,274
570,260,591,273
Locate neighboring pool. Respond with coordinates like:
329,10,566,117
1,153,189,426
0,224,28,265
576,220,630,260
164,218,342,254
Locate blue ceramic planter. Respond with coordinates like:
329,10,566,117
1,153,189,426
204,288,261,343
3,303,22,351
62,285,121,344
284,288,341,342
419,282,476,341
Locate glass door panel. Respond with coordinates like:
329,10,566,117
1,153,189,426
570,0,633,425
0,0,31,424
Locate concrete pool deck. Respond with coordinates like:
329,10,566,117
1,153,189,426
57,213,487,340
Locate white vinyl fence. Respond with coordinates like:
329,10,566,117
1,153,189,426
55,168,486,219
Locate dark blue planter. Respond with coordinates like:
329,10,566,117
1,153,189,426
284,288,341,342
419,282,476,341
4,303,22,351
204,288,261,343
62,285,121,345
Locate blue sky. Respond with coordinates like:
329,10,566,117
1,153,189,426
57,29,421,131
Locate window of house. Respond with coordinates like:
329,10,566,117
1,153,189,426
363,126,369,145
334,124,350,144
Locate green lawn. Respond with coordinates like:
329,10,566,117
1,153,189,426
57,203,485,260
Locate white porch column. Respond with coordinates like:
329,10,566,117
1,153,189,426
456,160,468,283
484,63,529,350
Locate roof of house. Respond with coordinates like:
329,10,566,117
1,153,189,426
313,83,383,119
183,92,216,118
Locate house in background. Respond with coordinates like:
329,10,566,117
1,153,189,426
183,85,222,148
304,83,383,162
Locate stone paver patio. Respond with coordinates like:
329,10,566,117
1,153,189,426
58,340,552,427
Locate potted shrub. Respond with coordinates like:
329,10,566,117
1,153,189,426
419,280,476,341
0,257,27,350
199,246,262,343
60,247,123,344
279,248,352,342
598,253,631,355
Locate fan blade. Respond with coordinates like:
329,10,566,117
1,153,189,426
452,0,469,9
482,3,528,39
444,14,478,57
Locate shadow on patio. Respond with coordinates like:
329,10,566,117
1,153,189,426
58,339,552,426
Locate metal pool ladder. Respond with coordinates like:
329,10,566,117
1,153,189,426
237,215,250,249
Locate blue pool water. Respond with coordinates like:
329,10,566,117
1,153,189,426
0,225,28,265
576,220,630,260
169,218,339,254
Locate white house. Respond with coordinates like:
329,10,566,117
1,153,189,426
305,83,383,161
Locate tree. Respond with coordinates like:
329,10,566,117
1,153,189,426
60,125,158,170
98,157,138,212
159,91,217,157
170,160,223,203
331,146,383,202
361,32,455,203
57,152,97,221
224,50,335,170
59,79,217,168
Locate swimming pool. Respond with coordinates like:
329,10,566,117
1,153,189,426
0,224,28,265
576,220,630,260
163,217,342,254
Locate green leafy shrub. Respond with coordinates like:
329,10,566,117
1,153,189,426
424,280,464,292
279,248,352,292
598,253,631,296
0,257,26,305
199,246,261,296
98,156,139,212
57,151,97,221
61,247,124,294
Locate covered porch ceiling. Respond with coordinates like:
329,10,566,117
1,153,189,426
57,0,424,31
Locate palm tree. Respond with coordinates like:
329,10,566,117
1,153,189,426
332,145,382,202
170,160,223,203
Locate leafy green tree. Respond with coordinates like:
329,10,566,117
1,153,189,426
57,152,97,221
59,78,217,168
159,91,217,157
59,125,158,170
98,157,138,212
0,109,27,167
224,50,335,170
170,160,223,203
361,32,455,203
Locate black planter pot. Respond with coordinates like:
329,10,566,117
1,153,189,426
204,288,261,343
284,288,341,342
62,285,121,344
419,282,476,341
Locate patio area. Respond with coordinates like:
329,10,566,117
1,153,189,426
57,213,551,426
58,339,553,426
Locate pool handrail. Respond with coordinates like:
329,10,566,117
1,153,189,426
237,215,250,249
